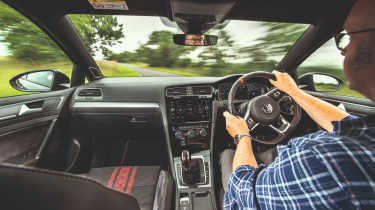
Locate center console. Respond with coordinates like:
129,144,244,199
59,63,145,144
166,86,216,210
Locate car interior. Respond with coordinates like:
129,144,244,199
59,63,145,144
1,0,373,210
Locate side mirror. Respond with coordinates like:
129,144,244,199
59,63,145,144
173,34,218,46
298,72,344,92
9,70,70,92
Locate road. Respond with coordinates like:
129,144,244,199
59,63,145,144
121,63,182,77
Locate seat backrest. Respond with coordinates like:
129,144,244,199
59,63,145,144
0,164,140,210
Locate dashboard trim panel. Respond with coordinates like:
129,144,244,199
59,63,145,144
72,102,160,108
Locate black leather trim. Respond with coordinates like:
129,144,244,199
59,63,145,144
0,115,57,134
0,163,140,210
153,170,173,210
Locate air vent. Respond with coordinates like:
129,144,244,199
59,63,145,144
193,86,213,95
78,88,102,97
88,67,102,79
166,87,187,96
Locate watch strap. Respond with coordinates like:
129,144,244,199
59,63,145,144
234,133,250,145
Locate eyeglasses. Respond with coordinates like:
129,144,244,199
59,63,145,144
334,28,375,51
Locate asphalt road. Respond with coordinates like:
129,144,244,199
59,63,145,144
121,63,182,77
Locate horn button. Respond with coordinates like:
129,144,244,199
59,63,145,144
249,95,280,124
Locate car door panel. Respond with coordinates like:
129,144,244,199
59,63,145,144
307,91,375,116
0,88,75,166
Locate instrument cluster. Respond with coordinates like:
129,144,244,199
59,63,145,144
217,82,270,101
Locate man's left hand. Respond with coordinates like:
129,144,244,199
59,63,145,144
223,111,249,138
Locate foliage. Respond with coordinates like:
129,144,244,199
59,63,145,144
198,30,236,76
105,51,138,63
136,31,194,67
254,23,307,57
237,23,307,72
0,3,66,62
0,2,125,62
70,15,124,56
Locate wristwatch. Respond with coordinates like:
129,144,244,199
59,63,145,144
234,133,251,145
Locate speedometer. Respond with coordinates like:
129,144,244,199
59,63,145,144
217,81,270,101
236,83,268,100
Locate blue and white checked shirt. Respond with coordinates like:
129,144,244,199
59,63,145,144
224,115,375,209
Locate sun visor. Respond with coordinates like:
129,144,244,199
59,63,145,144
88,0,129,10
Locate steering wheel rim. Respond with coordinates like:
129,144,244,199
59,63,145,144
227,71,302,145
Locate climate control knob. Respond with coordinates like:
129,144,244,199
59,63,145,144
175,130,185,140
199,128,208,137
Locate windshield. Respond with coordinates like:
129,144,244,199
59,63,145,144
69,15,308,77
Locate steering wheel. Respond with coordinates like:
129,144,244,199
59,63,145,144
227,72,302,145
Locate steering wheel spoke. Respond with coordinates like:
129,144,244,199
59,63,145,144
266,88,284,102
247,117,259,131
268,115,291,134
243,103,259,131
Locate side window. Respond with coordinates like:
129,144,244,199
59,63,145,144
0,2,73,98
299,38,364,98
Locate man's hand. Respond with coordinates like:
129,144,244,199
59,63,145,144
223,111,258,170
269,70,349,132
269,70,299,95
223,111,249,138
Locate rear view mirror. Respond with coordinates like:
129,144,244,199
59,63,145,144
173,34,218,46
298,72,344,92
10,70,70,92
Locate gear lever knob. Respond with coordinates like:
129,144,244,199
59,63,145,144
181,150,191,171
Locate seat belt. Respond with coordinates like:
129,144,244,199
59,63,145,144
252,166,265,210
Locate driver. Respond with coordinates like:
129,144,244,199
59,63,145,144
222,0,375,209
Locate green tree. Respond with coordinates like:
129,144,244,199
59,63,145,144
70,15,124,56
238,22,307,72
105,51,138,63
255,22,307,56
138,30,194,67
0,3,65,61
0,2,125,62
198,30,236,76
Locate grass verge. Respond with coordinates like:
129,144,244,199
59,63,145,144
0,57,139,98
97,61,140,77
126,62,200,76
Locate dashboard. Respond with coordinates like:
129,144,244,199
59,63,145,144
70,74,287,155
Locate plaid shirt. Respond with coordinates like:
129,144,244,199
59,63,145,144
224,115,375,209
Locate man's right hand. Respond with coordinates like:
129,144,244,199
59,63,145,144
269,70,299,95
268,70,349,132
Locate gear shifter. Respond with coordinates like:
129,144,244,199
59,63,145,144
181,150,191,171
180,150,203,186
181,150,195,185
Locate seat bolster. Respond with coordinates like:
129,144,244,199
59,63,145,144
153,170,173,210
0,163,140,210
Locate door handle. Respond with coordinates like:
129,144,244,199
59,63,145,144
19,104,42,116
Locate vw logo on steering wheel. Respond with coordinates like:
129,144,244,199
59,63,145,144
263,103,273,114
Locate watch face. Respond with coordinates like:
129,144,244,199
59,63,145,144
234,135,242,144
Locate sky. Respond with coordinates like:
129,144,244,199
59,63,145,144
0,16,344,68
109,16,344,68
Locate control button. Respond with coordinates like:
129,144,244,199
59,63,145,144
199,128,208,137
175,131,185,140
180,197,190,210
